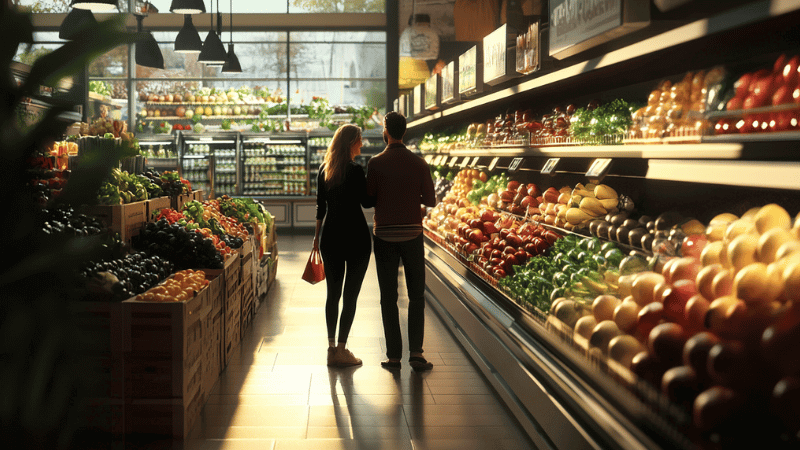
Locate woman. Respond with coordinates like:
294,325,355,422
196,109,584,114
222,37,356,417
314,124,372,367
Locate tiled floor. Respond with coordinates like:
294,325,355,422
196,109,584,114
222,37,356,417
109,231,537,450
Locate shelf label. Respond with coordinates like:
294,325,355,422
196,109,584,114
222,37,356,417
460,157,470,168
483,24,508,84
436,155,447,166
413,84,424,115
424,155,433,164
508,157,524,174
586,158,612,181
447,156,459,168
488,156,500,172
425,74,439,110
441,60,456,103
459,46,478,94
470,156,480,167
541,158,560,175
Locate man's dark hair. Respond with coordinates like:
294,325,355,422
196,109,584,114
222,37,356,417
384,111,407,140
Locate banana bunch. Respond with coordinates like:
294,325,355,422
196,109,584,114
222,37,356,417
97,181,121,205
564,183,625,229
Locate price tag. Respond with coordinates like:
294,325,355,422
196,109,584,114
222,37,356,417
541,158,560,176
433,155,443,166
488,156,500,172
508,157,524,174
586,158,613,181
424,155,433,164
470,156,480,167
448,156,459,168
460,157,470,168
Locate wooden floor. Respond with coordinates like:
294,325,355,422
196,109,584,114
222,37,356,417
102,231,537,450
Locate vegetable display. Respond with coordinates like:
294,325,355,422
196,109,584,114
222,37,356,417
40,205,104,237
78,252,174,301
134,269,209,303
136,219,228,270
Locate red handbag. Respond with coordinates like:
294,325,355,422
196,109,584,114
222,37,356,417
301,248,325,284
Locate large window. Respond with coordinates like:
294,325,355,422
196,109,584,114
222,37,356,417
11,0,385,13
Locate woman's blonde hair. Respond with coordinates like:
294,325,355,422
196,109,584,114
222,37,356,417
323,124,361,187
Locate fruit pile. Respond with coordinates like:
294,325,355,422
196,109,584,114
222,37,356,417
545,203,800,443
78,252,174,301
96,169,161,205
133,269,209,303
716,54,800,134
141,170,191,197
136,219,228,270
40,205,104,237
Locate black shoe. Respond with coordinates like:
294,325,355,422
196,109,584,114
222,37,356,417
380,359,401,369
409,356,433,372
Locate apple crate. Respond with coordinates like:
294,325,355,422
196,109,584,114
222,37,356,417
201,310,222,401
68,301,125,398
223,285,242,366
146,196,171,222
122,286,209,399
125,387,204,438
84,200,147,243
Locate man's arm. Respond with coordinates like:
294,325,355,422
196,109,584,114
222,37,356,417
420,162,436,207
364,160,377,208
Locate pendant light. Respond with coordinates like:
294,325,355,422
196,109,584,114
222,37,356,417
170,0,206,14
134,14,164,69
221,0,241,73
174,14,203,53
198,0,227,65
69,0,117,12
59,8,97,40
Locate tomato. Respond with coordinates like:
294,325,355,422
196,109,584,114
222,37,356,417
733,73,753,98
782,55,800,86
771,111,793,132
772,84,793,105
726,96,743,111
773,53,788,73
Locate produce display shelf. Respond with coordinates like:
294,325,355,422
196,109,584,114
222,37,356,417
424,235,696,450
407,0,800,130
445,143,745,160
144,102,269,106
144,115,259,121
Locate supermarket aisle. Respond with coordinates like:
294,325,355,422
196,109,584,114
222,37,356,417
188,231,537,450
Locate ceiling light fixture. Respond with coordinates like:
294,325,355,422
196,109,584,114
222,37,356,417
59,8,97,40
134,13,164,69
170,0,206,14
221,0,241,73
174,14,203,53
69,0,117,12
198,0,227,65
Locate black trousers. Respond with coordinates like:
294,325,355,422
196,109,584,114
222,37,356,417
320,224,371,344
372,234,426,359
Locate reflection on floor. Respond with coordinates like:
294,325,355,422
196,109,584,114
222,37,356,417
97,231,537,450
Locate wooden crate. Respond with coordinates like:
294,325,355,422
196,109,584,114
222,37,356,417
69,301,125,399
201,310,221,401
225,254,242,301
267,254,279,290
223,285,242,366
192,190,204,202
171,193,192,211
122,286,209,399
146,196,171,222
125,387,204,438
84,201,147,242
240,282,255,339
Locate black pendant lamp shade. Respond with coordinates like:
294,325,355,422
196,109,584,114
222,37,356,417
221,44,242,73
175,15,202,53
198,1,227,65
135,15,164,69
59,8,97,40
69,0,117,12
170,0,206,14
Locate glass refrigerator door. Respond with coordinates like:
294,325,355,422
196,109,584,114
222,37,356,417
307,136,330,196
213,140,238,197
141,138,179,172
241,137,307,196
181,139,212,194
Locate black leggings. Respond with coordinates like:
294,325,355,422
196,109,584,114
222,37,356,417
320,227,371,344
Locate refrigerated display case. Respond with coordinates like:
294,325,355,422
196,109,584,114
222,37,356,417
406,2,800,450
139,135,179,173
179,132,238,198
239,134,308,197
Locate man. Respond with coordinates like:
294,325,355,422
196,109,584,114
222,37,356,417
366,111,436,371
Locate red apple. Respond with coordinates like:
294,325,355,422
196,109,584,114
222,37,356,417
773,84,793,105
532,237,548,254
734,72,754,98
467,229,485,244
527,184,541,198
489,257,503,267
503,246,517,255
726,96,744,111
782,55,800,86
503,253,519,266
464,242,479,254
506,233,522,248
663,279,698,324
543,188,560,203
524,243,537,254
490,249,502,260
500,190,514,203
637,302,664,341
514,250,528,265
483,222,498,235
681,234,707,259
520,196,535,208
493,267,507,278
507,180,520,191
467,218,483,230
480,210,494,222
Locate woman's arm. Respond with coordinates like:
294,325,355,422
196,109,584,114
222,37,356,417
313,219,322,251
315,166,326,250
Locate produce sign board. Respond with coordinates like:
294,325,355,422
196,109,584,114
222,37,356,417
549,0,649,60
425,73,441,111
412,83,428,117
483,24,521,86
458,45,484,96
85,200,147,243
441,60,460,104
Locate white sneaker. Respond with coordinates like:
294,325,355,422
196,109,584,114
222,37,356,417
327,347,337,366
333,347,362,367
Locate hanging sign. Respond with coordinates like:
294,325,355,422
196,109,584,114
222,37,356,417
441,60,460,104
458,45,483,96
549,0,650,60
425,73,441,110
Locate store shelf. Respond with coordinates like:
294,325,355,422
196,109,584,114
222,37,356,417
646,159,800,190
407,0,800,130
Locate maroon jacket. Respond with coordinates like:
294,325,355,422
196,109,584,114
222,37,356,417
366,143,436,240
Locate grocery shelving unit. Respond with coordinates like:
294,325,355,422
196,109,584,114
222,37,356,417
404,2,800,449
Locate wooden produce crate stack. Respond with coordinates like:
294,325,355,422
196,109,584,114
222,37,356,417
122,286,210,438
84,201,147,244
69,301,126,435
198,268,225,401
223,255,242,367
239,247,256,338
